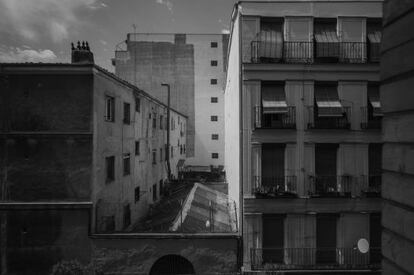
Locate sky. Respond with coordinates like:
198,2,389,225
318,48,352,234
0,0,236,71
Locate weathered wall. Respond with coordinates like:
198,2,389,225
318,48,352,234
381,1,414,274
92,236,239,275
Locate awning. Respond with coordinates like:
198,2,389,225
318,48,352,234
262,84,287,114
262,100,288,114
316,100,344,117
258,30,283,59
315,31,339,43
368,31,381,43
369,97,382,117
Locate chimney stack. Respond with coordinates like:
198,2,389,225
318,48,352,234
71,41,94,64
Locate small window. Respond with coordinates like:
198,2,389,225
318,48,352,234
135,141,140,156
210,79,218,85
153,183,157,201
105,96,115,122
135,186,140,203
211,42,218,48
160,148,163,162
123,103,131,124
211,97,218,103
123,204,131,228
135,97,141,112
123,153,130,175
152,149,157,164
211,115,218,122
212,134,219,140
105,156,115,182
212,153,219,159
152,112,157,128
211,60,218,66
160,115,163,129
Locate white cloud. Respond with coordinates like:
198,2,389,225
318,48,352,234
221,29,230,34
0,0,104,43
156,0,173,12
0,46,57,63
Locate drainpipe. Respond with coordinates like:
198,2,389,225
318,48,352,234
161,84,172,181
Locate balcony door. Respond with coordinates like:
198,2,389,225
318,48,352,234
261,82,288,128
314,19,339,61
262,144,285,192
369,213,381,264
316,214,337,264
315,144,338,195
368,143,382,194
338,18,365,62
262,215,285,264
257,18,284,61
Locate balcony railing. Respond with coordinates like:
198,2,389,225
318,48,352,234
254,106,296,129
251,39,372,64
252,176,297,198
307,106,351,129
361,175,382,197
308,175,355,197
251,247,381,270
361,106,382,129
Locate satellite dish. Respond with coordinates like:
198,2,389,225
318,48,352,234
357,238,369,253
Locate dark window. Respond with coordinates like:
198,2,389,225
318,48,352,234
314,18,339,60
153,183,157,201
135,97,141,112
152,112,157,128
123,102,131,124
212,134,219,140
160,148,163,162
211,116,218,122
123,204,131,228
211,97,218,103
316,214,337,264
212,153,219,159
262,144,285,187
152,149,157,164
135,141,140,156
135,186,140,203
159,180,164,196
211,60,218,66
370,213,382,264
367,19,382,62
123,153,131,175
211,42,218,48
315,144,339,195
210,79,217,85
262,215,284,263
106,156,115,182
105,96,115,122
160,115,163,129
368,143,382,194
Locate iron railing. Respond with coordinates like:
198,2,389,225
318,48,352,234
361,175,382,197
307,106,351,129
308,175,355,197
361,106,382,129
254,106,296,129
251,247,381,270
339,42,366,63
284,42,313,63
252,176,297,197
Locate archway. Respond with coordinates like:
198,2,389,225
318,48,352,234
150,254,195,275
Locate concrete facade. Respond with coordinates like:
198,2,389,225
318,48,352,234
113,33,228,167
225,1,383,273
381,1,414,274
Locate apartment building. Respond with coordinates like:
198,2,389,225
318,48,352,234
381,1,414,274
224,1,383,273
113,33,228,167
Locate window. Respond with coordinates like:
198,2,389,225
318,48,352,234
258,18,284,60
123,102,131,124
262,215,284,263
211,115,218,122
171,117,174,130
211,42,218,48
212,153,219,159
211,60,218,66
316,214,337,264
153,183,157,201
160,115,163,129
135,97,141,112
314,19,339,59
123,204,131,228
211,97,218,103
210,79,217,85
123,153,131,175
134,186,140,203
287,19,310,41
135,141,140,156
105,156,115,182
152,112,157,128
212,134,219,140
262,144,285,188
261,82,288,128
105,96,115,122
160,148,163,162
152,149,157,164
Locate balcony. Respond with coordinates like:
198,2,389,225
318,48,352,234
252,176,297,198
361,106,382,129
307,106,351,129
251,247,381,271
361,175,382,197
254,106,296,129
308,175,355,197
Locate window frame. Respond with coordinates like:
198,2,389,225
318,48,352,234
105,96,115,122
105,156,115,182
123,102,131,124
123,153,131,176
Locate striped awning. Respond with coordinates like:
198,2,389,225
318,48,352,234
262,84,287,114
258,30,283,59
316,100,344,117
315,31,339,43
368,31,381,43
262,100,288,114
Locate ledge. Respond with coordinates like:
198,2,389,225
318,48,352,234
0,202,93,210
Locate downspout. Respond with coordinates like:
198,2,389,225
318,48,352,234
161,84,172,181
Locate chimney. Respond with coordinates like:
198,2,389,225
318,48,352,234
71,41,94,64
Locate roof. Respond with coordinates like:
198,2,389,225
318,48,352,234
0,62,188,118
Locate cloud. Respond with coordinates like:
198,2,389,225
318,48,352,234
221,29,230,34
0,0,104,43
0,46,57,63
156,0,173,12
